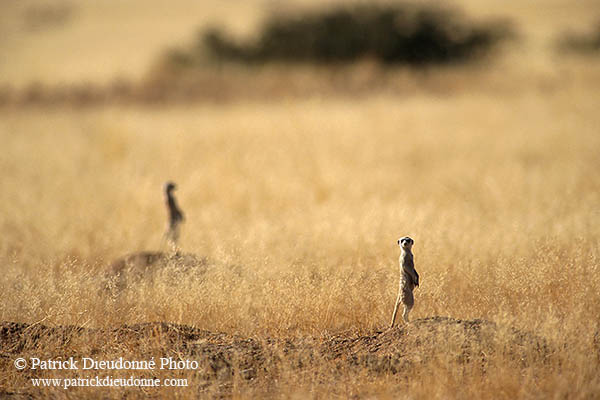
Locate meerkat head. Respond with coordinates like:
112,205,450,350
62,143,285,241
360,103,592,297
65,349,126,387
398,236,414,251
164,181,177,194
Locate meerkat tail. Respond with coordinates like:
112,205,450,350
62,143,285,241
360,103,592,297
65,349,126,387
391,303,400,327
402,305,412,323
390,294,402,328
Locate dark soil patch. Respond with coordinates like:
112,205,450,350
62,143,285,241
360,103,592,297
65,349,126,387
0,317,550,396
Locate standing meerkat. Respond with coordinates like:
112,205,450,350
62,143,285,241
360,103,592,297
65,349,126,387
390,236,419,327
164,181,184,249
106,181,208,292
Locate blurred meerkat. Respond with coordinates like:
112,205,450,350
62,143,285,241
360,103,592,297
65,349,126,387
390,236,419,327
164,181,184,249
106,181,207,292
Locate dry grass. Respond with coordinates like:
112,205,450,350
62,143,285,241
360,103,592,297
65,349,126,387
1,0,600,398
1,65,600,396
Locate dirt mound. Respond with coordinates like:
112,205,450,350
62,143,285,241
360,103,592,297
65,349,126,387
104,252,213,293
319,316,550,375
1,317,549,381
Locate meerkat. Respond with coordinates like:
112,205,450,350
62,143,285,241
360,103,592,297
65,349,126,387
390,236,419,327
164,181,184,249
106,181,207,292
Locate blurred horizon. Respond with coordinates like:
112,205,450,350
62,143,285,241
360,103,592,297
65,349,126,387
1,0,599,90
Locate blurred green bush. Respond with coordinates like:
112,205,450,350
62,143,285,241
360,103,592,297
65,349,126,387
195,5,512,66
557,21,600,54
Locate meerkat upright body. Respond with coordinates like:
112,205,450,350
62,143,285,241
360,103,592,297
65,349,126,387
164,181,184,249
390,236,419,327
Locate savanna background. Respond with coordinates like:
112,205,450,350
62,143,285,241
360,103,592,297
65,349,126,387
1,0,600,398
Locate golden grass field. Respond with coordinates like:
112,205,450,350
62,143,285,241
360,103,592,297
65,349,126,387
1,0,600,398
